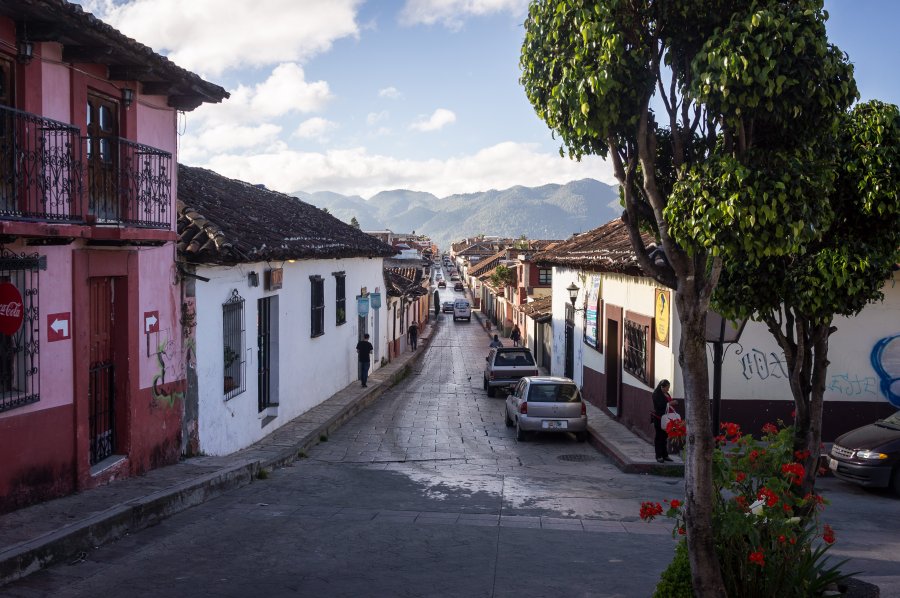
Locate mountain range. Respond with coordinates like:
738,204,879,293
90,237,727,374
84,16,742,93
292,178,622,250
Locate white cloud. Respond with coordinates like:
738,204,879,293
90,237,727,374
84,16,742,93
399,0,528,29
366,111,389,126
410,108,456,132
293,117,337,141
83,0,362,76
378,86,402,99
192,141,616,198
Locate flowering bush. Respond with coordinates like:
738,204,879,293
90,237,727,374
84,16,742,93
642,420,854,597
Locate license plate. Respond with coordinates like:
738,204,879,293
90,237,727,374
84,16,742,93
829,457,838,471
542,420,568,430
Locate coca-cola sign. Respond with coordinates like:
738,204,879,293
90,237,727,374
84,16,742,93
0,282,24,335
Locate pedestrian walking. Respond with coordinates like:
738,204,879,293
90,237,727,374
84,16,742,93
651,379,675,462
510,324,521,347
407,322,418,350
489,334,503,348
356,333,374,387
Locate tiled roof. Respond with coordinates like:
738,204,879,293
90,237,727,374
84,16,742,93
521,295,552,318
383,267,428,298
2,0,228,110
177,165,397,265
468,248,508,277
532,219,652,276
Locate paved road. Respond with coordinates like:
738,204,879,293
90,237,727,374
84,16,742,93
5,283,899,597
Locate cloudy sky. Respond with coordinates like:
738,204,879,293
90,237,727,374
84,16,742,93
76,0,899,199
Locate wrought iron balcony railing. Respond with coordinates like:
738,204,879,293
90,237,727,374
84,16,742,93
84,136,172,229
0,104,83,222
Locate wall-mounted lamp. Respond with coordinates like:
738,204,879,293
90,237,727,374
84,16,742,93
566,282,579,306
122,88,135,108
16,40,33,64
247,271,259,288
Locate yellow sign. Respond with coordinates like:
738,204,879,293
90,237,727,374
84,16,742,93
655,289,670,346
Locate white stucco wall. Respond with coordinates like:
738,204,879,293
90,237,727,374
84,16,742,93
193,257,388,455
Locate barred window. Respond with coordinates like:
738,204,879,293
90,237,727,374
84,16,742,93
0,250,41,413
538,268,551,285
623,318,650,385
311,276,324,337
223,289,245,400
335,272,346,325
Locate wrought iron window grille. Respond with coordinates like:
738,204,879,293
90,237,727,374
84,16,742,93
310,275,324,337
223,289,246,400
0,247,42,413
334,273,346,326
623,319,649,384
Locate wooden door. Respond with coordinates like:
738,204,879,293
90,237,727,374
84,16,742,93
605,319,620,414
88,277,116,464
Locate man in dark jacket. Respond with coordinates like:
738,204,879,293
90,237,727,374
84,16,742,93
356,334,374,387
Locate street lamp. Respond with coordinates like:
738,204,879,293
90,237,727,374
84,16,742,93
566,282,579,306
705,310,747,436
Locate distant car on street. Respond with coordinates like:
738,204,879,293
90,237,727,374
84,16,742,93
453,299,471,322
438,280,446,288
828,410,900,495
450,274,460,281
453,282,464,291
483,347,538,397
442,301,455,313
505,376,588,442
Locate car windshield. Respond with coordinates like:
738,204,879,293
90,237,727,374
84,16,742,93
876,411,900,429
494,351,535,367
527,383,580,403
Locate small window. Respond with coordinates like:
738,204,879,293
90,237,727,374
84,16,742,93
310,276,324,337
538,268,551,285
223,290,246,399
623,318,650,385
527,383,580,403
334,272,346,325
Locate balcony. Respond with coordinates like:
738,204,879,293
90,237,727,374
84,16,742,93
0,105,82,222
0,105,173,232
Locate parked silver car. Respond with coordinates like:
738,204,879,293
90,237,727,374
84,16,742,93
483,347,538,397
504,376,588,442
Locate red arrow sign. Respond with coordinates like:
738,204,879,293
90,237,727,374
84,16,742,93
144,311,160,334
47,312,71,342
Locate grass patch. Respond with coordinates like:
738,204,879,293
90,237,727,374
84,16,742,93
256,468,270,480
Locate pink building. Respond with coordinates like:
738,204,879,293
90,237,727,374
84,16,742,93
0,1,226,513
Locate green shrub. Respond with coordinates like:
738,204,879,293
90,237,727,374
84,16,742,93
654,540,694,598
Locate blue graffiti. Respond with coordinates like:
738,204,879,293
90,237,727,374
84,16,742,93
870,334,900,408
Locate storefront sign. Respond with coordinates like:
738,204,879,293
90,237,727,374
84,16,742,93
655,289,670,346
584,276,601,348
0,282,24,335
266,268,284,291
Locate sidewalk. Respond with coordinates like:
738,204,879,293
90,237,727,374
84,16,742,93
0,317,440,588
468,295,683,477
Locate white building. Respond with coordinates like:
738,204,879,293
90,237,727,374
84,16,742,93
534,219,898,442
177,165,396,455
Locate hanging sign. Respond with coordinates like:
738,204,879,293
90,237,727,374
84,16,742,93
0,282,24,335
47,312,71,342
357,295,370,317
584,276,601,348
655,289,670,346
370,292,382,310
265,268,283,291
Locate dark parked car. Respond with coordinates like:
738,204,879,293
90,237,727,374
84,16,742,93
828,410,900,495
442,301,455,313
454,282,464,291
483,347,538,397
437,280,446,288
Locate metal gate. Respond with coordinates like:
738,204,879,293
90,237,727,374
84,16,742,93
257,296,273,412
89,277,115,464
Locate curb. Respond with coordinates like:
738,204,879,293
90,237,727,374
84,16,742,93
0,324,437,588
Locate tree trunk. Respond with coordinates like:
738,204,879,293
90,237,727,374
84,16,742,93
676,289,727,597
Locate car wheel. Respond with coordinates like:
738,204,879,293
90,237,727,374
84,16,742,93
487,385,496,398
516,421,526,441
505,407,513,427
891,466,900,497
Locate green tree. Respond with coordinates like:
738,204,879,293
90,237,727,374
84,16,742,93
714,100,900,494
521,1,857,593
514,234,529,250
349,216,360,229
490,264,515,289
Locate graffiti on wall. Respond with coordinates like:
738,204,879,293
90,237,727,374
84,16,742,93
740,348,789,380
825,373,877,397
871,334,900,408
151,335,185,408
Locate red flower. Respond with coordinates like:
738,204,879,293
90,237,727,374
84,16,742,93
640,501,664,521
782,503,793,514
803,492,826,510
749,550,765,567
761,422,778,435
789,536,797,545
749,450,760,463
781,462,805,485
778,535,787,544
677,526,686,535
757,487,779,508
791,409,796,418
823,524,836,545
668,499,682,509
734,495,748,510
714,434,726,445
735,471,747,483
666,418,686,438
720,422,741,440
794,450,811,462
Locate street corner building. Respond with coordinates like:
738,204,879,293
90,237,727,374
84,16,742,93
533,219,899,445
0,0,228,513
176,165,397,456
